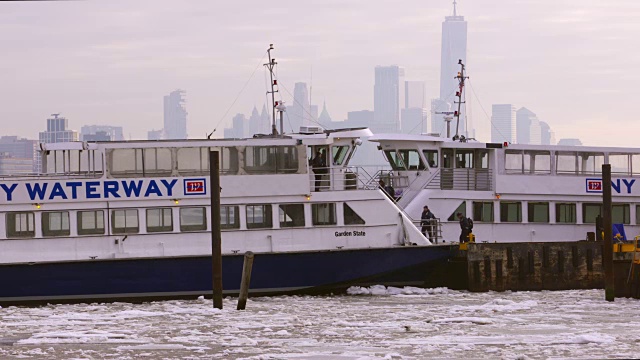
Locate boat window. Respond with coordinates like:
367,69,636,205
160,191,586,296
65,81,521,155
455,150,474,169
144,148,172,176
613,204,630,224
529,151,551,174
610,154,630,175
423,150,438,168
246,204,272,229
399,150,425,170
636,205,640,224
441,149,454,169
344,203,365,225
146,208,173,233
6,211,35,238
245,146,299,174
476,150,489,169
556,152,578,174
528,202,549,223
582,203,602,224
110,149,143,176
42,211,70,237
579,152,604,175
177,147,239,176
112,209,139,234
447,201,466,221
384,150,406,170
556,203,576,223
180,207,207,232
77,210,105,235
472,201,493,222
505,151,523,174
500,202,522,222
221,205,240,230
632,155,640,175
279,204,305,228
332,146,349,166
312,203,337,226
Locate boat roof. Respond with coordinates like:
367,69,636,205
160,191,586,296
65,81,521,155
41,127,373,151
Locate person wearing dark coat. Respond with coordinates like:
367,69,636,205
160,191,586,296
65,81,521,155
311,150,327,191
457,212,471,243
420,206,437,242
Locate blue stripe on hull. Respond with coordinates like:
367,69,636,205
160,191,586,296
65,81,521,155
0,246,454,304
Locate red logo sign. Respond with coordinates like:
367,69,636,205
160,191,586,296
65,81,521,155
586,179,602,193
184,179,206,195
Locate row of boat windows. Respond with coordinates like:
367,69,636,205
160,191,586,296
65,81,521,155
506,151,640,175
3,203,365,239
448,201,636,224
384,148,640,176
44,145,352,177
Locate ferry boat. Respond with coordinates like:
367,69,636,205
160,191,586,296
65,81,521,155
370,61,639,244
0,47,452,305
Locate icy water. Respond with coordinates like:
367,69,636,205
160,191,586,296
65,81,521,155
1,287,639,359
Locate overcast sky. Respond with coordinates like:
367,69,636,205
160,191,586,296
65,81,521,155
1,0,639,145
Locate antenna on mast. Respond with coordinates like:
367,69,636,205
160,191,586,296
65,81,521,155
264,44,279,136
453,0,458,16
452,59,468,142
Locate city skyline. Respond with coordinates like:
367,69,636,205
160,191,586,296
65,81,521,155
1,1,639,145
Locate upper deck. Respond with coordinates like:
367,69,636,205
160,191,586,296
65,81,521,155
0,128,375,206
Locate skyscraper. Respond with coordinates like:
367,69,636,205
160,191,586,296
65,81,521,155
290,83,311,132
491,104,516,143
163,89,187,139
516,107,542,145
38,113,79,173
373,65,405,133
432,1,468,137
405,81,426,109
80,125,124,141
0,136,37,173
540,121,556,145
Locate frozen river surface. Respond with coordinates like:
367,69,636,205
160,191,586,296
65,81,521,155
1,287,639,359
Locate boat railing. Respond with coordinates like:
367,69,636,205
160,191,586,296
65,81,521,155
310,166,394,192
0,171,104,181
425,168,492,191
410,217,443,244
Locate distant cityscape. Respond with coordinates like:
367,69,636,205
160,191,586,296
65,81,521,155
0,2,581,175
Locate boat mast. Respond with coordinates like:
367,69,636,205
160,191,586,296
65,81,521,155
453,59,468,141
264,44,279,136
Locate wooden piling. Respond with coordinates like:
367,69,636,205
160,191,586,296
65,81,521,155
603,164,615,301
237,251,255,310
209,151,223,309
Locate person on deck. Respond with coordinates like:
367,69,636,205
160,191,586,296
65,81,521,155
457,212,471,244
311,150,327,192
421,206,437,242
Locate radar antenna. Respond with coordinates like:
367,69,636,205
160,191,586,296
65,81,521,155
264,44,279,136
452,59,468,142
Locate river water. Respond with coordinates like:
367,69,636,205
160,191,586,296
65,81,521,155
0,287,638,359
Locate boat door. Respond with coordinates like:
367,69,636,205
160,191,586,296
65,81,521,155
441,148,454,189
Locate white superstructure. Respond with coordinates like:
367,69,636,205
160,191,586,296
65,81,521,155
369,133,640,243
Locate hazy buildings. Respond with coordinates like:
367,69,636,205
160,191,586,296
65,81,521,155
540,121,556,145
516,107,542,145
432,2,468,138
80,125,124,141
402,80,427,134
491,104,516,143
373,65,405,133
347,110,374,128
39,114,79,144
223,113,247,138
147,129,164,140
0,136,37,173
557,138,583,146
164,90,187,139
289,83,311,132
318,102,332,124
0,153,33,175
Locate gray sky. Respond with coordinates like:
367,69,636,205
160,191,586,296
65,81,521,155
1,0,639,145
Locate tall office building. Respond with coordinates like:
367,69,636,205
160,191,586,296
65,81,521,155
516,107,542,145
373,65,405,133
163,89,187,139
38,114,79,173
540,121,556,145
318,102,332,124
260,104,271,134
432,2,468,137
290,83,311,132
223,113,246,139
403,80,427,134
80,125,124,141
491,104,516,143
405,81,426,109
